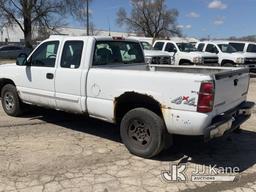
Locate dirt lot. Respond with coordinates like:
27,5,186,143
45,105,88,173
0,78,255,192
0,60,15,65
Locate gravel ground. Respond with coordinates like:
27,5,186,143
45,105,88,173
0,76,255,192
0,60,15,65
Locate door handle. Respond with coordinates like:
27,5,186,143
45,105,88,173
46,73,54,79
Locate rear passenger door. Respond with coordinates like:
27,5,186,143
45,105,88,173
55,40,86,113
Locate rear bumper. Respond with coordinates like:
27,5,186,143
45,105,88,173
204,101,255,141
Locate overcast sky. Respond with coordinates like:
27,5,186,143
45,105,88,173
69,0,255,39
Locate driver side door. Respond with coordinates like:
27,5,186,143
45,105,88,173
17,41,59,108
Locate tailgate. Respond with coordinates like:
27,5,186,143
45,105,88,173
214,68,250,114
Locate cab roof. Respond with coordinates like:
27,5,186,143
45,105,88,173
48,35,140,43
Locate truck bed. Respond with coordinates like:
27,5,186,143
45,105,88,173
94,63,249,77
148,64,249,76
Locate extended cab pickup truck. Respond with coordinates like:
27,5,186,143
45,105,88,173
0,36,254,158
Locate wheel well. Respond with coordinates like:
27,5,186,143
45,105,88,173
114,92,163,124
179,59,192,65
0,79,16,97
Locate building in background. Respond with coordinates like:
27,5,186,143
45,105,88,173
0,24,199,46
0,24,137,44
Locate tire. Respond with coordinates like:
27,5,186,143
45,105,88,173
1,84,23,117
120,108,166,158
222,63,234,67
180,62,192,66
234,126,242,134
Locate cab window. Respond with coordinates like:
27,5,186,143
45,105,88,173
165,43,176,52
197,43,205,51
153,42,164,51
205,44,218,53
30,41,59,67
61,41,84,69
247,44,256,53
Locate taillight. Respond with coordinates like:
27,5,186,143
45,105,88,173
197,82,214,113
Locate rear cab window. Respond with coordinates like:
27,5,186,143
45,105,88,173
93,41,144,66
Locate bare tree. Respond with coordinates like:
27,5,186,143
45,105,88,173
0,0,92,48
66,0,93,36
117,0,181,39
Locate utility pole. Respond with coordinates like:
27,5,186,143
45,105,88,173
108,17,111,36
86,0,89,36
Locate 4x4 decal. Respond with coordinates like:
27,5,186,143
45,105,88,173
171,96,196,106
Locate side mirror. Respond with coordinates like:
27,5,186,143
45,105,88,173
16,53,28,66
173,48,177,53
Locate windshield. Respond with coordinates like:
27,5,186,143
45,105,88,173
217,44,237,53
140,41,152,50
176,43,197,52
93,41,145,66
229,43,245,52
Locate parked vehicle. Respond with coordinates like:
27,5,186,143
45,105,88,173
0,45,31,59
140,41,152,50
153,40,219,66
130,37,173,65
0,36,254,158
228,41,256,72
196,41,256,72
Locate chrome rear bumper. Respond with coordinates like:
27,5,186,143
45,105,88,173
205,101,255,141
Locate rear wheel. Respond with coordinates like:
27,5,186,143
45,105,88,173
1,84,23,117
120,108,166,158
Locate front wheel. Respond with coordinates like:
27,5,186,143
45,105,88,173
1,84,23,117
120,108,166,158
222,63,234,67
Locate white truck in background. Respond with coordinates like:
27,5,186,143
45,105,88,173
228,41,256,72
129,37,173,65
196,41,256,72
153,40,219,66
0,36,254,158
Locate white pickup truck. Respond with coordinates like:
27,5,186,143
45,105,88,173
196,41,250,68
129,37,173,65
153,40,219,66
229,41,256,72
0,36,254,158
